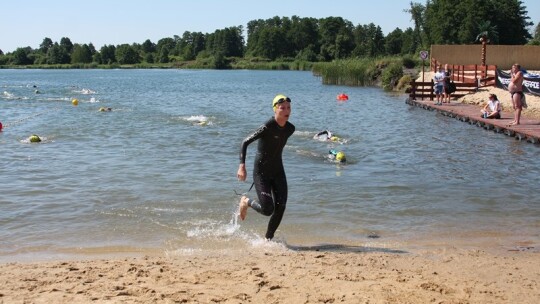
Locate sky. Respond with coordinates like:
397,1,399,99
1,0,539,53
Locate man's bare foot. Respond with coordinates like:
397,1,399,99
239,196,249,220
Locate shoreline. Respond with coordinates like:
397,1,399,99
1,248,538,303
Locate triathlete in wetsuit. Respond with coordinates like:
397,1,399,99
237,94,295,240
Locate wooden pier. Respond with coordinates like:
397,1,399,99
406,98,540,144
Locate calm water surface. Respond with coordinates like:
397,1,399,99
1,69,539,262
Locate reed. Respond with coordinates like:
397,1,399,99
231,60,313,71
312,57,409,87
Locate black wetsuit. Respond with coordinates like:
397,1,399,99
239,117,295,239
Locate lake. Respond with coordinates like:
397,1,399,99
1,69,538,262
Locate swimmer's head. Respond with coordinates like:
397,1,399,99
336,151,346,162
29,134,41,143
273,94,291,110
330,136,339,142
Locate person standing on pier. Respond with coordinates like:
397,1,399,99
433,66,445,105
443,64,452,103
508,63,525,126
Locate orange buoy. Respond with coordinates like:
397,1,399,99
337,93,349,101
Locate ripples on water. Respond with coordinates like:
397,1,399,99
0,69,539,261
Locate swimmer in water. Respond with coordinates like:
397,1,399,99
328,149,346,163
313,130,342,142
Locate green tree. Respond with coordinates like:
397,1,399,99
288,16,320,57
39,37,53,54
92,52,102,64
246,19,265,57
71,44,93,63
211,51,228,69
47,43,70,64
156,38,175,59
88,43,97,56
206,26,244,57
400,28,417,54
246,17,290,59
352,23,384,57
60,37,73,58
295,45,318,61
385,28,404,55
529,22,540,45
115,44,140,64
404,2,425,51
144,53,155,63
0,53,8,65
256,27,284,60
421,0,532,45
178,31,206,60
99,45,116,64
319,17,354,60
142,39,156,53
158,46,169,63
491,0,532,44
12,47,33,65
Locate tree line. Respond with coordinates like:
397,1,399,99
0,0,537,67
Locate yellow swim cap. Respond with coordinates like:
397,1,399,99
336,151,346,162
272,94,291,109
331,136,339,142
29,134,41,143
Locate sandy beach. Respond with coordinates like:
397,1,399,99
0,247,538,304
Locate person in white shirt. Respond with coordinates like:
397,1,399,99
433,66,445,105
480,93,501,119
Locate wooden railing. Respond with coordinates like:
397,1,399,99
431,58,497,87
408,79,478,101
408,59,497,101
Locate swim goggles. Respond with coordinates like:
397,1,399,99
273,97,291,107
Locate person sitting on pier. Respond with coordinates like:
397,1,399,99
480,93,501,119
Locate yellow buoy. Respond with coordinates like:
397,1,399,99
72,98,79,106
